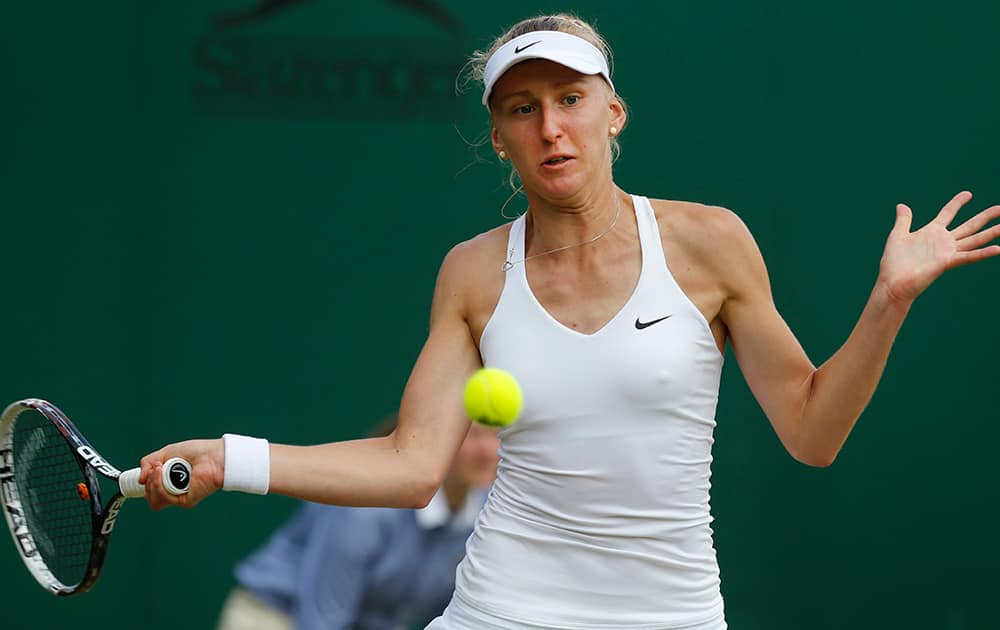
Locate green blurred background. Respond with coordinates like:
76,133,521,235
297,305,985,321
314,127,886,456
2,1,997,628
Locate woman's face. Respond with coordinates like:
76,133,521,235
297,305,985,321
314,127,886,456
490,59,624,203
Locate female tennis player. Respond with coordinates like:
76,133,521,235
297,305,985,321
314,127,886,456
140,14,1000,629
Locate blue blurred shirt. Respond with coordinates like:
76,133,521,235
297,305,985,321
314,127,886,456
234,489,486,630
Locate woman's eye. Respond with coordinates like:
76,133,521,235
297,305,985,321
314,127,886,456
516,105,534,114
564,95,580,105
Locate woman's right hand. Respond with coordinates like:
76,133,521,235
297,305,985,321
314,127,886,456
139,439,225,510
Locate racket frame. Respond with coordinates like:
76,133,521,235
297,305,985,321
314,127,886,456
1,398,130,596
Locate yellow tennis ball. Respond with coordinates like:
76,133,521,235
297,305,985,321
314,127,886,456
463,368,523,427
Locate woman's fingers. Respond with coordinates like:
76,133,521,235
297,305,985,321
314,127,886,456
138,448,166,485
893,203,913,234
950,245,1000,268
933,190,973,227
139,441,210,510
951,204,1000,240
957,222,1000,251
144,461,171,511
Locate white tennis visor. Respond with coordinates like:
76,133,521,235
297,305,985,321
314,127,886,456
481,31,615,108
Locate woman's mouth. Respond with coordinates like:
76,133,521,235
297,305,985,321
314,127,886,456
542,156,573,167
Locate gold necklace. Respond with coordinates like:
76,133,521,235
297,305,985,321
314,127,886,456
502,192,623,272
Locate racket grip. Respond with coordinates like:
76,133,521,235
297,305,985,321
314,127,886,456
119,458,192,498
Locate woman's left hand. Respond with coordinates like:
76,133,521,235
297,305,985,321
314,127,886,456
878,191,1000,304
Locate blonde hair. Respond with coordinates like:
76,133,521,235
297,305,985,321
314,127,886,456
460,14,629,197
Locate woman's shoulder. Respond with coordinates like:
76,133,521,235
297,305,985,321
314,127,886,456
432,221,513,321
446,221,513,264
646,198,748,237
647,197,756,250
437,221,514,287
645,197,760,272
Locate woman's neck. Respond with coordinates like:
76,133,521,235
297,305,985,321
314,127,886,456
523,183,625,256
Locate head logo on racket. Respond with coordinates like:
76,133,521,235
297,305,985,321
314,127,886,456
168,462,189,488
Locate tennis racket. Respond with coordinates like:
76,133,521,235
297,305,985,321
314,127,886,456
0,398,191,596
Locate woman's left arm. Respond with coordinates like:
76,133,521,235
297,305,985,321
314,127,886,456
721,191,1000,466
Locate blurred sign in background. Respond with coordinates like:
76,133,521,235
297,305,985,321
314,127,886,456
2,1,998,628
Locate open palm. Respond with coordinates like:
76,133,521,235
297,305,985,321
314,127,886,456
879,191,1000,303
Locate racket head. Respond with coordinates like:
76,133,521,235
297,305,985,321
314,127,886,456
0,399,121,596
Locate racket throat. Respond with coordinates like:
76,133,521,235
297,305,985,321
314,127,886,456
99,496,127,536
75,445,122,478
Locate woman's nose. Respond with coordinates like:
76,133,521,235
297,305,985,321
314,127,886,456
539,105,563,142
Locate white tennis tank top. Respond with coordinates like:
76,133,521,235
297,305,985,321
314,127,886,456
442,196,726,629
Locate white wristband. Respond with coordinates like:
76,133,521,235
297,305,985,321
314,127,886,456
222,434,270,495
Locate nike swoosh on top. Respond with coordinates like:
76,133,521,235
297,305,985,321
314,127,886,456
514,41,541,54
634,315,672,330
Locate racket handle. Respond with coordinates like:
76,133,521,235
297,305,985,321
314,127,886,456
119,458,192,498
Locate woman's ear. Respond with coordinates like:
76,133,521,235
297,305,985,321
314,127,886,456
491,126,503,154
610,98,627,135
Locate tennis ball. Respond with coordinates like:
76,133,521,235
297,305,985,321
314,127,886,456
463,368,523,427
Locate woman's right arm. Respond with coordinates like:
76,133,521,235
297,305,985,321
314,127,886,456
140,244,483,510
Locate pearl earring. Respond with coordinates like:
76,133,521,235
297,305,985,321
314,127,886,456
498,150,507,160
610,126,618,136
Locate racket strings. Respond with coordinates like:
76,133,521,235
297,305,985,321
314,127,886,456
13,411,94,587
